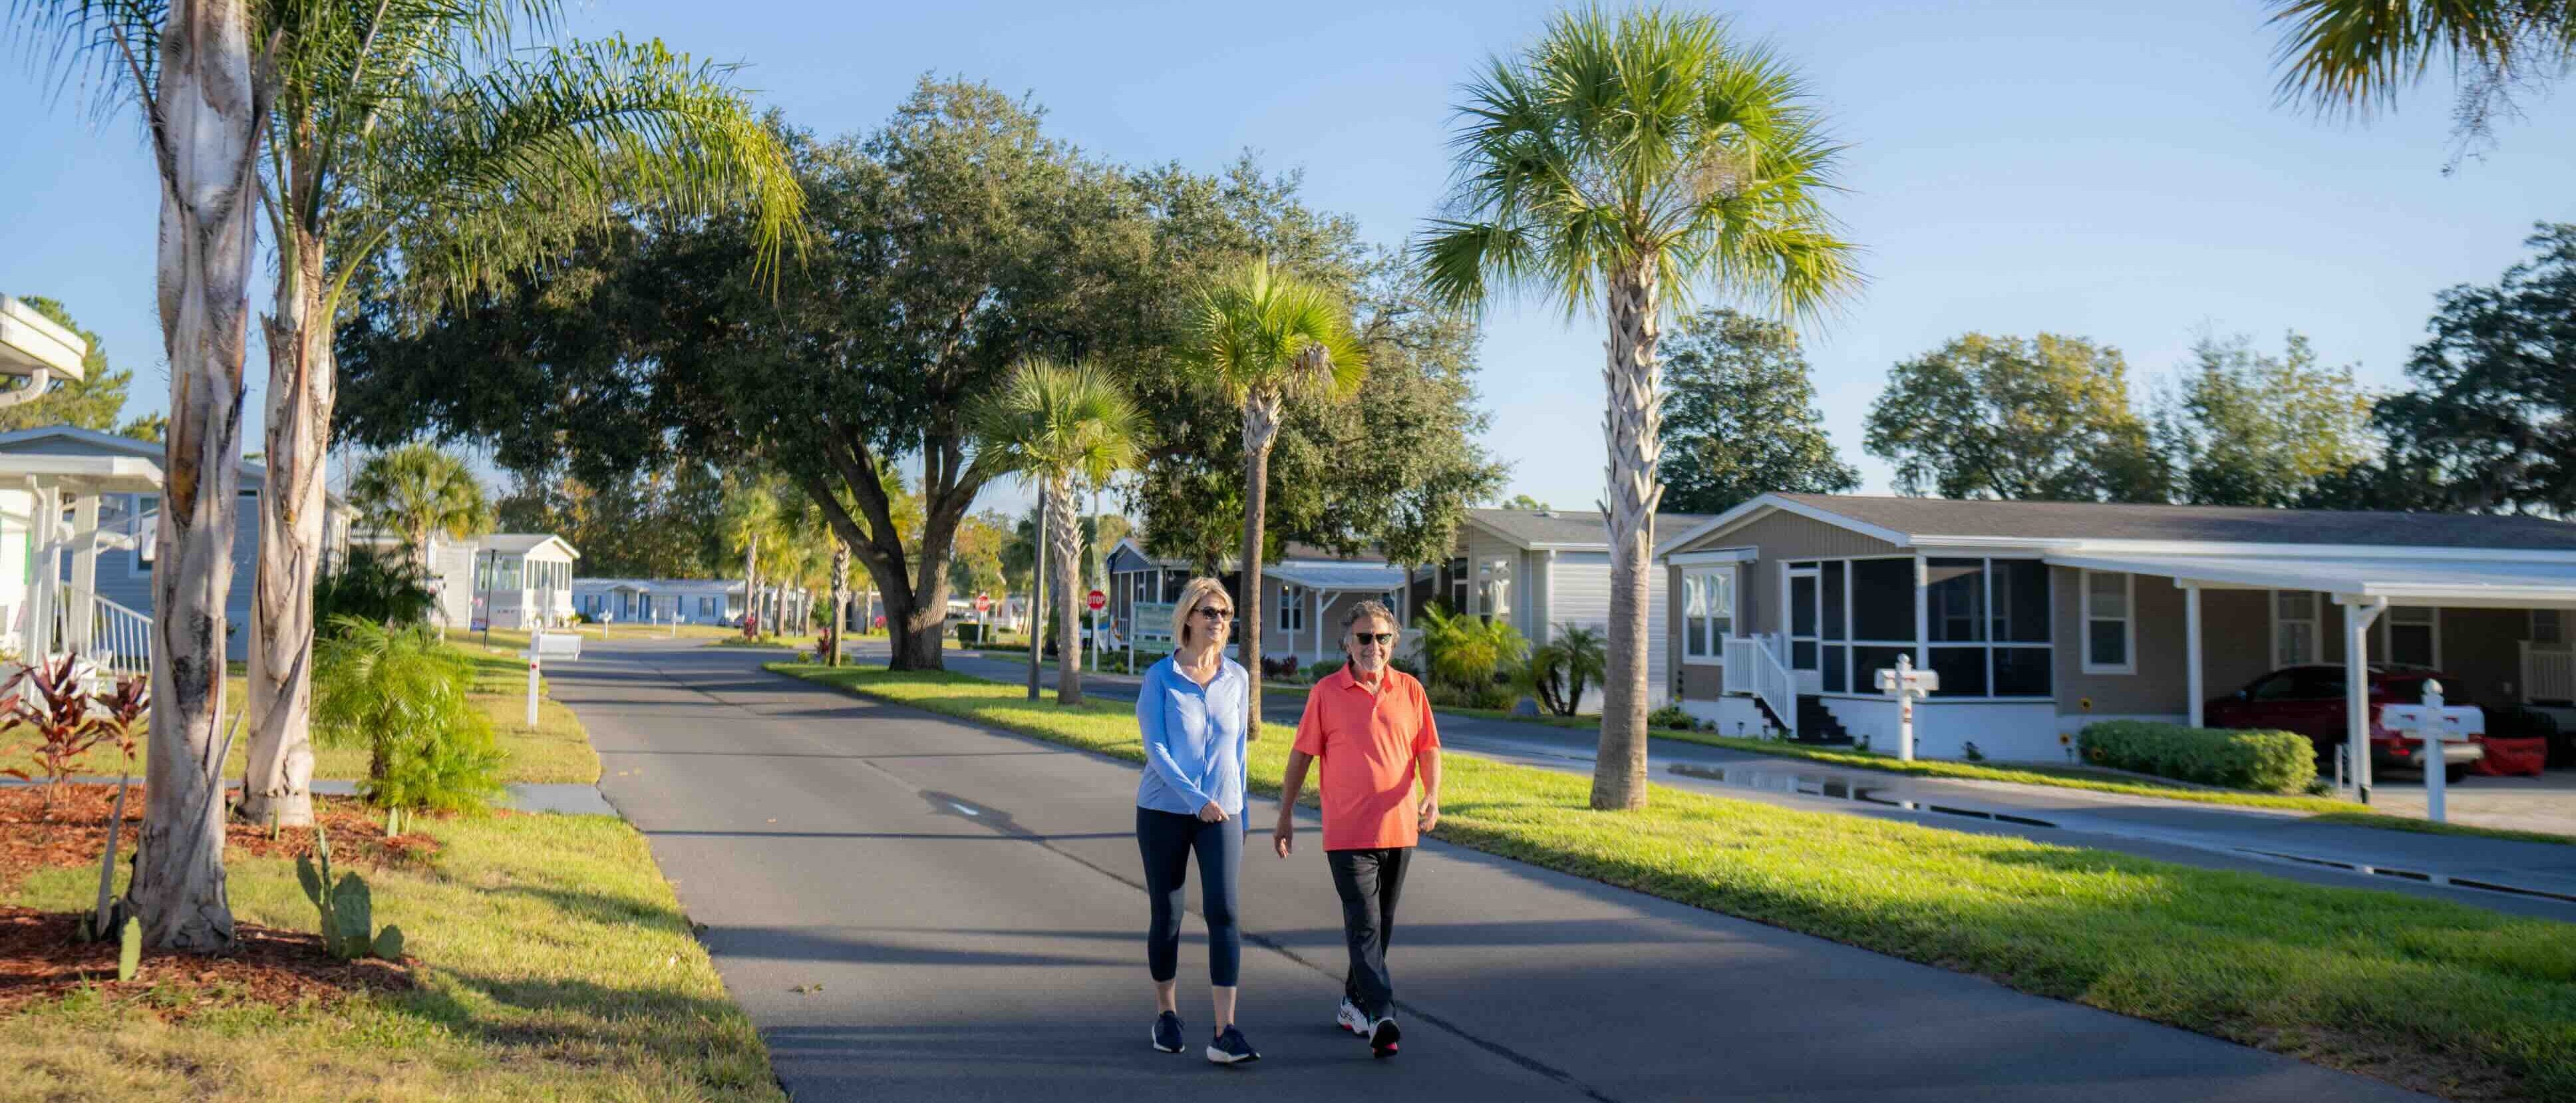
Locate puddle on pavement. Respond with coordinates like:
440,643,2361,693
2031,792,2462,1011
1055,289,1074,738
1665,762,2058,830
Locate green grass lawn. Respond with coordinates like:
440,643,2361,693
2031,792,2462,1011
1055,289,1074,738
3,811,779,1100
772,661,2576,1100
1431,704,2576,846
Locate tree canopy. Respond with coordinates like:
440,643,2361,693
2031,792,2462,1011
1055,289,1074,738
1657,308,1859,513
2156,331,2374,507
3,296,147,435
1865,333,2164,502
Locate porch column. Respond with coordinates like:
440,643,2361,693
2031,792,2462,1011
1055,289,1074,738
27,479,55,657
65,491,98,651
1313,586,1323,663
2181,582,2203,728
1913,556,1930,670
2340,595,2388,801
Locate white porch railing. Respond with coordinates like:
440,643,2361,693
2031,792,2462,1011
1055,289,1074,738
1722,634,1797,740
2520,641,2575,705
47,583,153,681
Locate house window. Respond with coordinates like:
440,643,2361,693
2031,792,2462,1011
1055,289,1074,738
2383,605,2438,668
1682,567,1734,663
2273,591,2319,667
1927,557,2052,697
700,596,715,617
2082,570,2134,675
2533,609,2564,647
1278,583,1304,633
1447,557,1468,612
130,494,159,574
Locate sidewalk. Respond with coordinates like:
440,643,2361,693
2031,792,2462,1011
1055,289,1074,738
564,640,2431,1102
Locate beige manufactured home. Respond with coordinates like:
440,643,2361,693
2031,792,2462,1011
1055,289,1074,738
1661,494,2576,762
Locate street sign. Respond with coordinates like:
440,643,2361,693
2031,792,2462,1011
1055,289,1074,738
973,593,992,613
1086,589,1106,611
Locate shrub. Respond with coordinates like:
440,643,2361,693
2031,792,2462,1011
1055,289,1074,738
955,622,987,646
313,616,503,813
2077,720,2316,792
1647,704,1692,730
1306,659,1343,683
0,656,146,816
1416,603,1529,700
1523,624,1607,716
314,546,437,629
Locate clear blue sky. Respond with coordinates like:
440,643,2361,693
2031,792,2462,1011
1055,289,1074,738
6,1,2572,513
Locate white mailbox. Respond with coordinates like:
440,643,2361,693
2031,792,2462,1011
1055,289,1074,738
2377,680,2483,824
1875,654,1939,762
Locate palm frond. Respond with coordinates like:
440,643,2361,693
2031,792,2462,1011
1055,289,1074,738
9,0,168,126
1184,257,1369,405
967,356,1148,489
2266,0,2576,118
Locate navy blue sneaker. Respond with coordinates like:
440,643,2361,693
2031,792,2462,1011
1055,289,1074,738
1206,1024,1261,1064
1152,1011,1183,1053
1368,1016,1400,1058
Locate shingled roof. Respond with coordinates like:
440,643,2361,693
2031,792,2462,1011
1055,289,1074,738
1768,494,2576,551
1466,508,1718,549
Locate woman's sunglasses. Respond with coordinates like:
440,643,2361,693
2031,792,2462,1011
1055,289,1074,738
1194,606,1235,621
1349,632,1396,647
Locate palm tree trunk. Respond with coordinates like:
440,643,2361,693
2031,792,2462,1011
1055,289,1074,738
1238,394,1281,733
243,226,334,830
742,534,759,637
1050,474,1082,705
1026,492,1046,701
132,0,264,952
1593,262,1665,812
828,540,848,667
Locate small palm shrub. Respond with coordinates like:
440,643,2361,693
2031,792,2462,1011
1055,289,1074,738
1416,603,1530,707
1306,659,1343,683
313,616,502,813
1522,623,1607,716
1646,704,1693,731
314,546,438,629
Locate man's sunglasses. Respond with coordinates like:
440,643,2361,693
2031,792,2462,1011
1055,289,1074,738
1194,606,1235,621
1350,632,1396,647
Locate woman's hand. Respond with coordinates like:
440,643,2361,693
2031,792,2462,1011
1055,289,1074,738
1198,800,1229,823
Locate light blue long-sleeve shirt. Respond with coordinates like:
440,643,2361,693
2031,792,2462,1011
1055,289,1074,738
1135,654,1249,817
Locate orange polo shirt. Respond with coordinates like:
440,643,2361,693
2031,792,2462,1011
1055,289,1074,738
1293,665,1440,851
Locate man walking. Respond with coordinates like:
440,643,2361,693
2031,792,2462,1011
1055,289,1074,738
1273,600,1442,1058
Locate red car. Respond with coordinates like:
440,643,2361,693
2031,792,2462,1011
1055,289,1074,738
2204,664,2485,784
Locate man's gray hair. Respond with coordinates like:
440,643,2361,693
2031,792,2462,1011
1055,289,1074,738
1341,599,1398,637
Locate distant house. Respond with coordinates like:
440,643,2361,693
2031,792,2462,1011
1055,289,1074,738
1431,508,1713,710
0,424,355,669
570,577,740,626
354,530,579,631
1104,539,1409,664
1658,492,2576,762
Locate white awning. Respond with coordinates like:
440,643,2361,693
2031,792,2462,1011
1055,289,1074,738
2044,551,2576,608
1267,560,1406,593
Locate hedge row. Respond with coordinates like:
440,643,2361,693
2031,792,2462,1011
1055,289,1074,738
2076,720,2316,793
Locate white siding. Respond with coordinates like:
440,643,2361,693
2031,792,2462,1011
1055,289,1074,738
1543,550,1673,709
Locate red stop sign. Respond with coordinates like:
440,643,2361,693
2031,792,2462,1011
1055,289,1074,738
973,593,992,613
1086,589,1106,611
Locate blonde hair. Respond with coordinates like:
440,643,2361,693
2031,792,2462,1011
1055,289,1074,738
1171,576,1233,647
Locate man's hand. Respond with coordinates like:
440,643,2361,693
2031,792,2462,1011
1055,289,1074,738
1272,817,1295,858
1418,796,1440,834
1198,800,1228,823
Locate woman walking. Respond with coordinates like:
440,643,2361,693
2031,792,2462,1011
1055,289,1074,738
1136,576,1259,1064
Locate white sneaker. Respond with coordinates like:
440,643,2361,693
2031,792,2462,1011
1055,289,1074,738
1335,999,1368,1035
1369,1015,1400,1057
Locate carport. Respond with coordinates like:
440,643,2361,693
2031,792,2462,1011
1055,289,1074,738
2046,550,2576,794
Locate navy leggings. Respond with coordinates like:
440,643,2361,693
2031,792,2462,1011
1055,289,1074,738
1137,806,1243,987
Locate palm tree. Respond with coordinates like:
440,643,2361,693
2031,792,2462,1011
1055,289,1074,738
969,357,1144,705
1417,7,1861,810
27,1,804,834
2267,0,2575,152
24,0,265,950
1187,259,1366,724
350,446,496,583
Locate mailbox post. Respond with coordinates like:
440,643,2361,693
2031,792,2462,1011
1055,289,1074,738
524,629,544,727
2378,679,2483,824
1875,654,1939,762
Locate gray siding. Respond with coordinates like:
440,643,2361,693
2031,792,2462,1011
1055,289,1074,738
1693,510,1903,636
89,492,261,661
2052,565,2188,716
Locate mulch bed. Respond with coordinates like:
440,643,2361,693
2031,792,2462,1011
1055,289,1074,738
3,782,433,1019
0,907,414,1019
1,782,442,896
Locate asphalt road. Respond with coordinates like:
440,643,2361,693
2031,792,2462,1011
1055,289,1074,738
563,639,2431,1102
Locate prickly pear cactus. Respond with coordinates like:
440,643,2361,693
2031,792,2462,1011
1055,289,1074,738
372,924,405,961
117,916,141,982
329,874,374,961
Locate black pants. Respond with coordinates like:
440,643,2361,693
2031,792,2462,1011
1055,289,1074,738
1327,846,1412,1020
1136,807,1242,987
